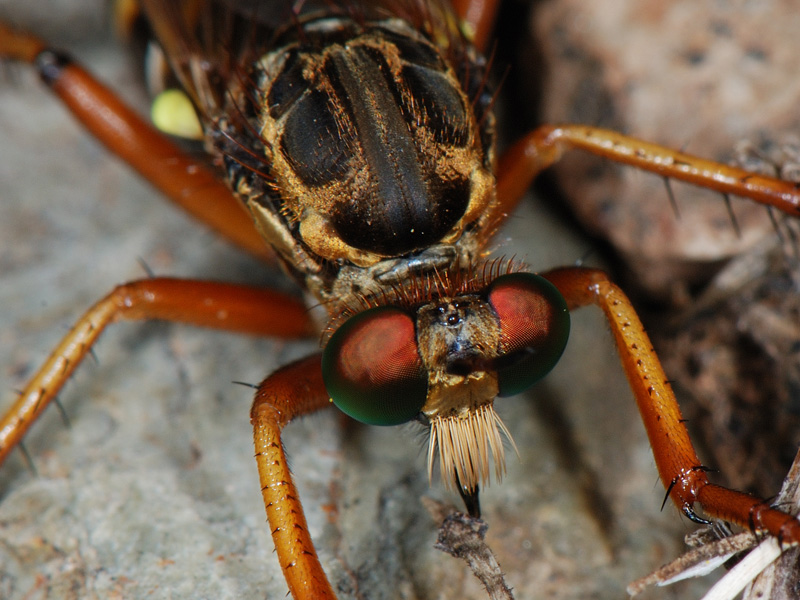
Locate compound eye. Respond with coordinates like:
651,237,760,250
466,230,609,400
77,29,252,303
322,307,427,426
487,273,570,397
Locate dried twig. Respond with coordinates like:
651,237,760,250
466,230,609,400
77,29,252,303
629,448,800,599
627,530,758,596
424,498,515,600
740,448,800,600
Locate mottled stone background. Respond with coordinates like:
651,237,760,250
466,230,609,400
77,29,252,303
3,1,795,599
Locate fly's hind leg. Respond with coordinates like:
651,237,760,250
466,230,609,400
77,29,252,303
452,0,502,52
0,22,271,261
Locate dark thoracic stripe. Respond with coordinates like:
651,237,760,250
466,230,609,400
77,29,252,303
328,45,431,242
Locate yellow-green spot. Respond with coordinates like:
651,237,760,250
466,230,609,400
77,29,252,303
151,89,203,140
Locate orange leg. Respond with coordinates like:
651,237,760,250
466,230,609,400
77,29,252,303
0,278,312,466
495,124,800,222
543,266,800,543
451,0,501,53
251,355,337,599
0,23,271,262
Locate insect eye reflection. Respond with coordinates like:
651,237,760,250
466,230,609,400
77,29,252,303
323,306,427,426
488,273,570,397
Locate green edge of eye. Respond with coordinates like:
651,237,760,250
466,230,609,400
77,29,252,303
490,273,571,398
322,307,428,426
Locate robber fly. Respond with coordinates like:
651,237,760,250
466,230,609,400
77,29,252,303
1,0,800,598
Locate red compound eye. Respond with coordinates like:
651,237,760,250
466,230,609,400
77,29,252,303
322,307,427,425
487,273,570,397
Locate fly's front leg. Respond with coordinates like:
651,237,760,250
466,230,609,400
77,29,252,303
251,355,338,600
0,279,312,466
494,124,800,221
0,22,271,261
542,266,800,544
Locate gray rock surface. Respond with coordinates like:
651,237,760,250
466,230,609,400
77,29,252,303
0,1,721,598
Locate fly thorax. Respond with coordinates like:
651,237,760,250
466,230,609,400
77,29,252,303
249,16,495,273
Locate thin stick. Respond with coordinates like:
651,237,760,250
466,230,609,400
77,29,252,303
425,498,515,600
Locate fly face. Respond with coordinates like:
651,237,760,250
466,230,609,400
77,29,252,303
322,268,570,497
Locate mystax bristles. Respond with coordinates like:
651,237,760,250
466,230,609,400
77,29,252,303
427,403,516,492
